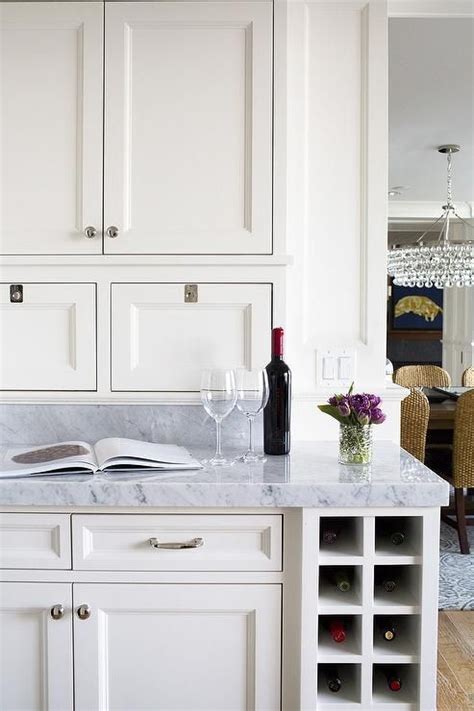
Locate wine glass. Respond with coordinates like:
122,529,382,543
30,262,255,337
200,369,237,467
235,368,269,463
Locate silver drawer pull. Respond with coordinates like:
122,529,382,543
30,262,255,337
149,537,204,550
77,604,91,620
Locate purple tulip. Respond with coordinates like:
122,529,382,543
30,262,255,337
356,409,371,425
367,394,381,407
349,394,370,414
337,398,351,417
370,407,386,425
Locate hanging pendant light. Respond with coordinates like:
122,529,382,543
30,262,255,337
387,145,474,288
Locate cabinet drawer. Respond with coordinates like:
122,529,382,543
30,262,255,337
111,282,271,391
0,514,71,569
0,283,96,390
72,514,282,571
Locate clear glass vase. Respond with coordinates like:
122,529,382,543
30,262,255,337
339,424,373,465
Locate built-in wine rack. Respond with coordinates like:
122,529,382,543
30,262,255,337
311,512,437,710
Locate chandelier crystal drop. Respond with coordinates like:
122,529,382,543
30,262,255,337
387,145,474,288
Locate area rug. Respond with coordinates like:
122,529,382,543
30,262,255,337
439,522,474,610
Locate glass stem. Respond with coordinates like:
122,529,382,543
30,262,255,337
215,419,222,459
248,416,255,455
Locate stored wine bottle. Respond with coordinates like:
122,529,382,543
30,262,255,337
386,671,402,692
379,519,405,546
378,619,397,642
325,667,342,693
329,619,346,643
264,327,292,455
375,568,398,593
321,524,341,545
332,569,352,593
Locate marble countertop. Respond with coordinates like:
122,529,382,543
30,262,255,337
0,442,449,509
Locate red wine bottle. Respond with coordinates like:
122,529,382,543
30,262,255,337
379,520,405,546
329,619,346,643
379,619,397,642
264,327,291,455
325,667,342,693
386,671,402,692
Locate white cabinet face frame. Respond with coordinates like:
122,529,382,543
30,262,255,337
0,283,97,391
0,582,74,711
104,1,273,255
110,282,272,392
0,3,103,255
73,582,281,711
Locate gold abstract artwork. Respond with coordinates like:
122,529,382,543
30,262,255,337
394,295,443,322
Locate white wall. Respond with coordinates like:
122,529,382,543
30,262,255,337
277,0,405,440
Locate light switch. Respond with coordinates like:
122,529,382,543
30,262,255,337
323,356,336,380
316,348,356,387
338,356,352,380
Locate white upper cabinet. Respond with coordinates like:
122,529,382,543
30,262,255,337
104,1,273,255
0,3,103,255
111,282,271,391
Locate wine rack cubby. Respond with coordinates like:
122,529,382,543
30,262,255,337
310,510,437,710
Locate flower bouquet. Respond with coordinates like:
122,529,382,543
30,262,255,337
318,384,386,464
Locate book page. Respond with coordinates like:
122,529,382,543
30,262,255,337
94,438,201,470
0,442,98,477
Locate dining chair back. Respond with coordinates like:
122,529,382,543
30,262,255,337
461,366,474,387
439,389,474,554
393,365,451,388
400,388,430,463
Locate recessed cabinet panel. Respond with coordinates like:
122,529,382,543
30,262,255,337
73,583,281,711
0,284,96,390
0,582,73,711
104,2,272,254
111,283,271,391
0,3,103,254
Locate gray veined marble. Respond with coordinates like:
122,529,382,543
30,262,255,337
0,403,258,448
0,441,449,508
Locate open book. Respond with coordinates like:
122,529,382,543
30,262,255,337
0,438,203,477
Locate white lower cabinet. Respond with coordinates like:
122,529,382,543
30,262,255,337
0,582,74,711
73,583,281,711
111,283,272,391
0,283,96,391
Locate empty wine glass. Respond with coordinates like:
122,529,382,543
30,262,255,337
235,368,269,463
201,369,237,467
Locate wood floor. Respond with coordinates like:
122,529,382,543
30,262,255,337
437,611,474,710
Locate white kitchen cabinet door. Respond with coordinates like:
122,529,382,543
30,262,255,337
0,3,103,254
111,283,271,391
104,2,272,255
0,582,73,711
73,583,281,711
0,283,96,390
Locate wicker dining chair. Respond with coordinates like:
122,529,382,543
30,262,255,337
461,366,474,387
393,365,451,388
439,389,474,554
400,388,430,463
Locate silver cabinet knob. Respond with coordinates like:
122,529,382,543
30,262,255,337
10,289,23,303
84,226,97,239
106,225,119,239
77,604,91,620
50,604,64,620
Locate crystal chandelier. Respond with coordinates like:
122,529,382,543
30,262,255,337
387,145,474,288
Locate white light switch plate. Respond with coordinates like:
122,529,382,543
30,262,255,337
316,349,356,388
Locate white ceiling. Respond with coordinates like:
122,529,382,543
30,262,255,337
389,17,474,203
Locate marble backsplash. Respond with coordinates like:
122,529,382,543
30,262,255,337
0,404,262,450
